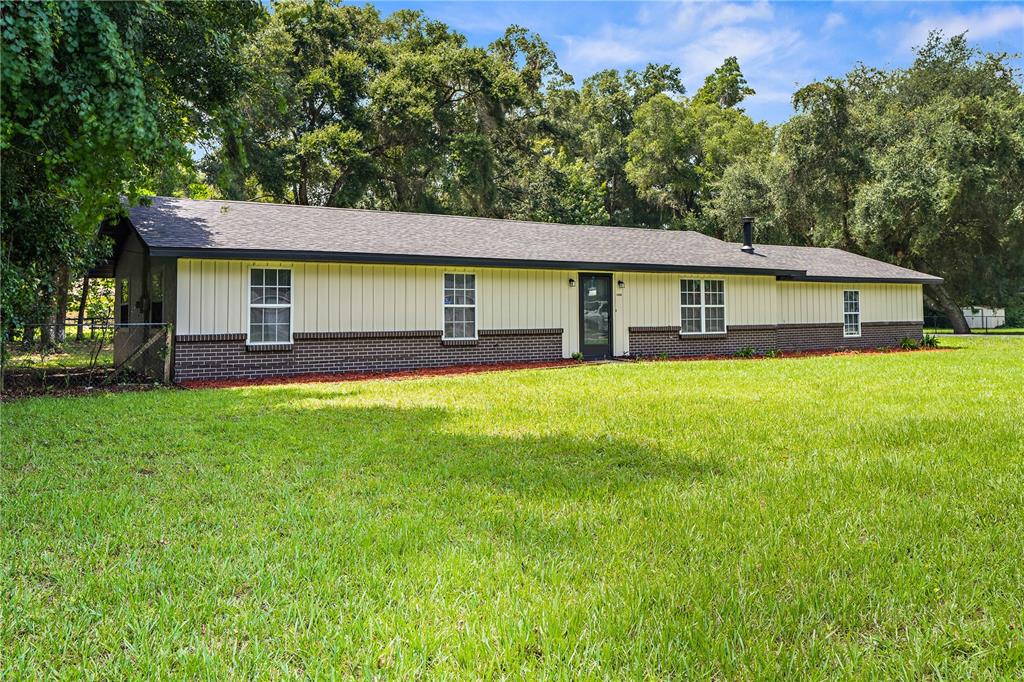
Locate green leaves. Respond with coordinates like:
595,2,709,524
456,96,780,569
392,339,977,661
1,0,262,332
695,56,755,109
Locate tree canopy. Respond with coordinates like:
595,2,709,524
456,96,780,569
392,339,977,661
2,0,1021,342
1,0,262,338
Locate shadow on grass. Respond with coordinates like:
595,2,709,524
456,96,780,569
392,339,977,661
172,383,722,503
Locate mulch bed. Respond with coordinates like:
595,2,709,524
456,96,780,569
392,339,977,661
629,345,952,365
180,345,951,390
3,346,951,398
0,367,164,402
180,359,579,390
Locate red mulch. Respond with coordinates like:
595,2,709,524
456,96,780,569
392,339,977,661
637,345,952,364
0,380,169,402
179,345,950,390
179,359,579,390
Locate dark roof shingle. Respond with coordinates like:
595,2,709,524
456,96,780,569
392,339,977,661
127,197,941,283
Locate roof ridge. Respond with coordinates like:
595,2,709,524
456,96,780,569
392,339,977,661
145,196,724,242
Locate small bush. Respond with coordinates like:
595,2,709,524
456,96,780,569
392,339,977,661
899,337,920,350
571,352,584,362
657,352,669,361
734,346,756,359
763,348,780,358
921,334,940,348
1005,293,1024,327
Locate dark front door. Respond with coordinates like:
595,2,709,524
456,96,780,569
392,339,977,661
579,273,613,359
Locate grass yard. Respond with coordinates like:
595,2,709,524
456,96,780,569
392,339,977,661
926,327,1024,335
4,337,114,370
3,337,1023,678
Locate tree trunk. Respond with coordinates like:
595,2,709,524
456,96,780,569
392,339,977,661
926,283,971,334
39,321,54,349
22,325,36,350
53,265,70,344
76,276,90,340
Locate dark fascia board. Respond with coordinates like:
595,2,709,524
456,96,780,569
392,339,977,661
778,274,943,285
147,247,809,277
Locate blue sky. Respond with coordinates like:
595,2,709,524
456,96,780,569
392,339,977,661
373,1,1024,124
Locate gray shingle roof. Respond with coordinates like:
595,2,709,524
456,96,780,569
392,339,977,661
127,197,941,283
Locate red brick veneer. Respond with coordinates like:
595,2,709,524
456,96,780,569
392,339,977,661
628,322,923,358
173,328,563,381
628,325,778,357
776,322,923,351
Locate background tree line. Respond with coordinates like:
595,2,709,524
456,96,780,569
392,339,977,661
3,0,1022,342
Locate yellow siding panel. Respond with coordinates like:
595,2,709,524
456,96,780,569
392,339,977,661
188,261,202,333
177,260,192,335
777,282,922,324
174,258,922,355
213,261,229,333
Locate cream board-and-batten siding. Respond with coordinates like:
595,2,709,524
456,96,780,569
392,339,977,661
776,280,923,325
175,259,924,357
176,260,583,356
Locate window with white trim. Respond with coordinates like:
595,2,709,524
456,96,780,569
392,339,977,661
843,290,861,337
249,268,292,344
443,273,476,339
680,279,726,334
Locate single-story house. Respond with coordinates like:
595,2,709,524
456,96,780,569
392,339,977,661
98,197,941,381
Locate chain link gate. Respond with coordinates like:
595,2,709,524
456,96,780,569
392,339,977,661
1,319,173,396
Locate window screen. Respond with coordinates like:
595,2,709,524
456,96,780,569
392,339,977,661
443,273,476,339
843,290,861,337
249,268,292,344
680,279,726,334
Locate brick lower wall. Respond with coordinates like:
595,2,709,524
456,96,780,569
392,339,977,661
628,325,778,357
174,321,924,381
629,321,923,358
173,328,563,381
777,322,923,352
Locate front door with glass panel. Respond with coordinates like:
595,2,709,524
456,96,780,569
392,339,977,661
579,273,612,359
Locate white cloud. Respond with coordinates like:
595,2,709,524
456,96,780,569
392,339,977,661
679,25,804,78
823,12,846,32
561,34,645,68
699,1,774,31
898,5,1024,52
556,1,810,121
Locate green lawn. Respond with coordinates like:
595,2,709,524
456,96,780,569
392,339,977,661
926,327,1024,335
5,337,113,370
3,337,1023,678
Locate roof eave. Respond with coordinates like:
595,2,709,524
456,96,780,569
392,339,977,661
779,274,943,285
147,247,808,277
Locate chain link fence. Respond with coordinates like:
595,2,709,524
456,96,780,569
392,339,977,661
2,319,173,396
924,310,1016,334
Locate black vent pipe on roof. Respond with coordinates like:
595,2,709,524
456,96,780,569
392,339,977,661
741,217,754,253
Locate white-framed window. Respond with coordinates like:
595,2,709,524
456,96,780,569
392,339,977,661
680,279,726,334
249,267,292,344
843,290,861,337
443,273,476,340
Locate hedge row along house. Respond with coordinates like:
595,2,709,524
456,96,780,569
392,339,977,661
97,197,941,381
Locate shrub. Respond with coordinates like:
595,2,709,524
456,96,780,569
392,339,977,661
1005,294,1024,327
763,348,781,358
921,334,940,348
657,352,669,361
734,346,756,358
571,352,584,362
899,337,920,350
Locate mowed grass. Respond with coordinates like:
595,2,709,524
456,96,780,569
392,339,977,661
3,337,1023,679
